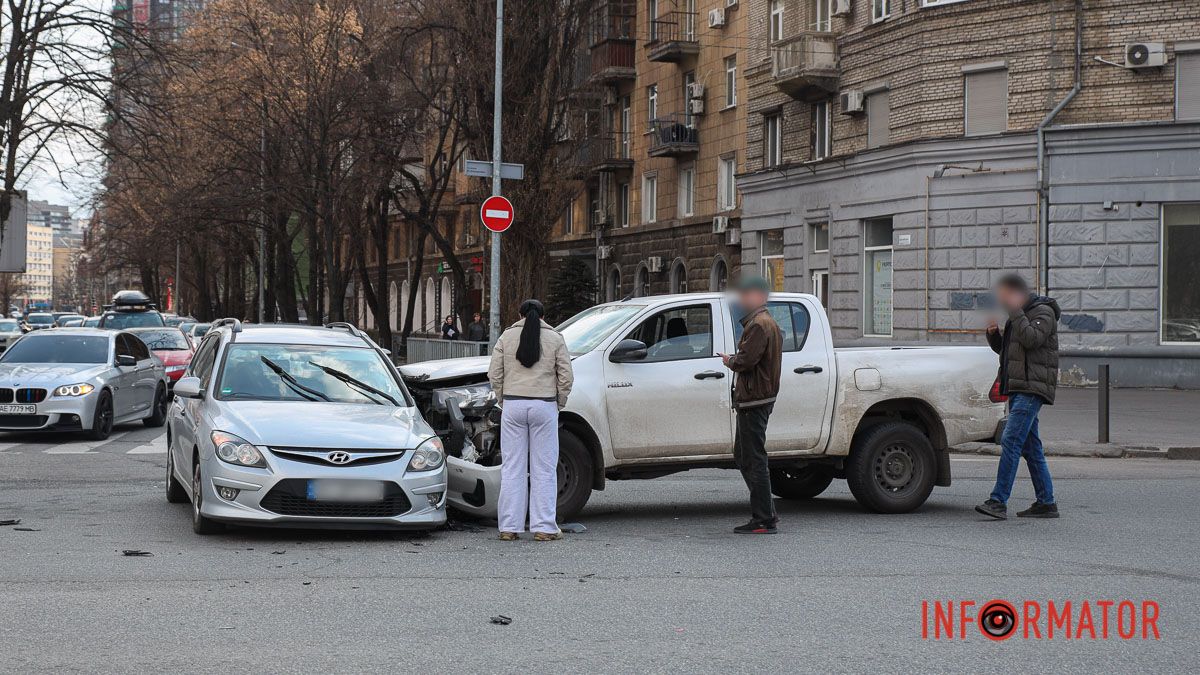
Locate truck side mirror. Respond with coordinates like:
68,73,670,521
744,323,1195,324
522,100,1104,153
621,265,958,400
609,339,648,363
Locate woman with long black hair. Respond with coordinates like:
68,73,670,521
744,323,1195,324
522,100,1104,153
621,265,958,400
486,299,574,541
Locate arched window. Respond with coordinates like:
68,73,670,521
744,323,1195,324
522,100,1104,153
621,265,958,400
634,264,650,298
440,277,453,324
607,266,622,302
423,278,436,333
670,259,688,294
400,280,410,330
389,281,399,331
710,256,728,292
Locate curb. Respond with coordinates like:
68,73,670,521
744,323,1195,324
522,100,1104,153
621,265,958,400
951,442,1198,460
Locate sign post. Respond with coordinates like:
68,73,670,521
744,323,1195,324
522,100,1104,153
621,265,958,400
488,0,505,348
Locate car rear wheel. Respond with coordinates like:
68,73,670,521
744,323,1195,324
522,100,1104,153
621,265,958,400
165,444,188,504
845,421,936,514
87,391,114,441
191,460,223,534
556,429,592,522
770,465,835,500
144,384,168,427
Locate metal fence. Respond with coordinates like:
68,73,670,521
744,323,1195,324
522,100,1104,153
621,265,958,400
401,337,489,364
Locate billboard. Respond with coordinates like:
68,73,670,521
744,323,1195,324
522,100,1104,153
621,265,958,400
0,190,28,273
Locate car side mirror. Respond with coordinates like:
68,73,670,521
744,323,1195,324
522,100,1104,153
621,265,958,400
173,376,203,399
609,339,648,363
116,354,137,367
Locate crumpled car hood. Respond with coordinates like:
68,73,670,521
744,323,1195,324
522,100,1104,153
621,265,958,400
398,356,490,383
214,401,435,449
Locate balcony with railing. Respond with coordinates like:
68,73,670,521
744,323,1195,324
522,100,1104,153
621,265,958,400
770,32,839,99
648,114,698,157
589,12,636,83
573,132,635,176
646,11,699,63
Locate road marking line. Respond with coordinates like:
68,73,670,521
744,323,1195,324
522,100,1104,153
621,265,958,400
126,443,165,454
45,444,98,454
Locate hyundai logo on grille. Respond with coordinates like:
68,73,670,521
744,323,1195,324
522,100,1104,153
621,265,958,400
326,451,353,465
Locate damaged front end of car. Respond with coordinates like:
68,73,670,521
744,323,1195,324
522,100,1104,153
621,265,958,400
400,359,501,518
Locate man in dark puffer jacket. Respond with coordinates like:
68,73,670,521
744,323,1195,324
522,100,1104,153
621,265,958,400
976,274,1061,521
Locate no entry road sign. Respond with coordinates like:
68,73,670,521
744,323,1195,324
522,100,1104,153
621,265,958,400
481,196,515,233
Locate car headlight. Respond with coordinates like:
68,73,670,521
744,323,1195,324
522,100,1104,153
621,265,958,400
53,383,95,397
407,436,445,472
211,430,267,468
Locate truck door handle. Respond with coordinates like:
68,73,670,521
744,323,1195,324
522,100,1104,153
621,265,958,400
794,365,823,374
694,370,725,380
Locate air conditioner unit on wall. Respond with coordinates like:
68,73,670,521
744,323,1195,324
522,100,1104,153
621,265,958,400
689,98,706,115
726,228,741,246
839,90,864,115
604,89,618,106
687,82,705,99
725,0,738,9
1124,42,1167,69
712,215,730,234
647,256,664,273
708,8,726,29
833,0,851,17
597,245,613,260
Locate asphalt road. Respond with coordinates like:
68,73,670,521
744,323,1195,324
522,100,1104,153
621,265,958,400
1,426,1198,673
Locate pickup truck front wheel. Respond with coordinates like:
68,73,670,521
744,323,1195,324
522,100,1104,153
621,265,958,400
770,466,834,500
556,429,593,522
846,421,936,514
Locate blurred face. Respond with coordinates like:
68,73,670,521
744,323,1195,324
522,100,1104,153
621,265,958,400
995,284,1028,312
474,313,481,321
445,316,453,324
737,288,769,311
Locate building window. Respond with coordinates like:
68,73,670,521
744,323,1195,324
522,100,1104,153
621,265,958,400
607,266,622,302
964,68,1008,136
867,90,889,149
724,56,737,107
872,0,891,23
811,0,831,32
641,174,658,224
711,257,728,291
769,0,784,43
647,84,658,125
1177,53,1200,121
635,264,651,297
617,182,630,227
810,221,829,252
683,71,696,127
619,96,632,157
670,259,688,293
764,113,782,167
718,156,737,211
1163,204,1200,344
864,217,894,336
648,0,659,40
760,230,785,292
564,203,575,234
678,166,695,217
811,100,831,160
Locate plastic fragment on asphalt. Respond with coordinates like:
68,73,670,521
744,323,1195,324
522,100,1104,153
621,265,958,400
122,550,152,556
490,615,513,626
0,519,20,526
560,522,587,533
13,527,39,531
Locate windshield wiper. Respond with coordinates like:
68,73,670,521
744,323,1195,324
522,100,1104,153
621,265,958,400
308,360,397,405
259,356,330,402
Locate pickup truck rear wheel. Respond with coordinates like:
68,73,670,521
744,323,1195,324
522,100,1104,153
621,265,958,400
770,466,834,500
556,429,593,521
846,421,936,514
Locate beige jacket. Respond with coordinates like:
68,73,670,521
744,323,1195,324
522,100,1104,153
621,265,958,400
487,318,574,408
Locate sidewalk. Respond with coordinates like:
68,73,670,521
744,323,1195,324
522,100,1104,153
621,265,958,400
953,387,1200,459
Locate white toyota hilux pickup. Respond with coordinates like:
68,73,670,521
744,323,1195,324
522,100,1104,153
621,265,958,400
400,293,1005,520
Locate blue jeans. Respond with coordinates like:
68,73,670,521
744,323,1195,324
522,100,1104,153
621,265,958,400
990,393,1055,505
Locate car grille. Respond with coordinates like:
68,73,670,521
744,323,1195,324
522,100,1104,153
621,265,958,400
0,415,48,428
268,447,407,467
259,479,411,518
0,388,47,403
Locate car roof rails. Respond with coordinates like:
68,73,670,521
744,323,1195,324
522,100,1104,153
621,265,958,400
325,321,379,349
211,317,243,334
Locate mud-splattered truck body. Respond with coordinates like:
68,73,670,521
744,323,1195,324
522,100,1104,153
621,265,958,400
400,293,1005,519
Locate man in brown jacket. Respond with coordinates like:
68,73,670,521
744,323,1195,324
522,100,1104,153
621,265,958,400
720,276,784,534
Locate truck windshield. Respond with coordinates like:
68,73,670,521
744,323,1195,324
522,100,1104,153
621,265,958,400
556,304,645,355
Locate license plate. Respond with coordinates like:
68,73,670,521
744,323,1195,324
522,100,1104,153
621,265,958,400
305,480,385,502
0,404,36,415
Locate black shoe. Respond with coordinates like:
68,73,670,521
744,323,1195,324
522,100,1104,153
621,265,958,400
734,519,778,534
1017,502,1059,518
974,499,1007,520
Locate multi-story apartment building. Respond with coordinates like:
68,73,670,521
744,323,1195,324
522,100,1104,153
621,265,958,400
26,200,73,237
558,0,747,300
21,223,54,307
739,0,1200,386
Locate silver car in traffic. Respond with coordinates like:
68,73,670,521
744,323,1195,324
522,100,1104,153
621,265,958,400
0,329,170,437
166,320,447,534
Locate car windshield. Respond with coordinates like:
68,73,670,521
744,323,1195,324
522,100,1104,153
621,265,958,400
103,311,165,329
27,314,53,324
216,344,408,405
0,320,19,333
131,329,190,350
556,304,646,355
83,317,100,327
1,335,109,364
189,324,211,336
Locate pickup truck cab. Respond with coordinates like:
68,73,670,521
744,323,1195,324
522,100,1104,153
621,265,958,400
400,293,1005,520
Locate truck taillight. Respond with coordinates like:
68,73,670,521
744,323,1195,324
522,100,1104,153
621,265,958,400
989,379,1008,403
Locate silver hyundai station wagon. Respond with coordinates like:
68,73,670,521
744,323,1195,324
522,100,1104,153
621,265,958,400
166,320,447,534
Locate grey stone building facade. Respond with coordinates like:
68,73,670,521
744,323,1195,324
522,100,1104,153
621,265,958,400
737,0,1200,387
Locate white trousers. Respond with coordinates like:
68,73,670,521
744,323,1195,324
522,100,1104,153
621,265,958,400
498,399,560,534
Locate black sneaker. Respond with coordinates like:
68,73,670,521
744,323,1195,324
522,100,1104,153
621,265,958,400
974,499,1008,520
1017,502,1060,518
734,519,778,534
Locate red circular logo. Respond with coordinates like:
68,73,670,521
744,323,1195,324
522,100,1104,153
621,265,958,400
979,600,1018,641
480,196,515,233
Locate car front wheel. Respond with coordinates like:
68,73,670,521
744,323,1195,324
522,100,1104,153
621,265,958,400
556,429,593,522
165,443,188,504
144,384,168,427
845,421,937,514
88,391,114,441
191,460,223,534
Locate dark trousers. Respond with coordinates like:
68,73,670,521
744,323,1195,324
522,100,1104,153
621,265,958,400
733,403,775,523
